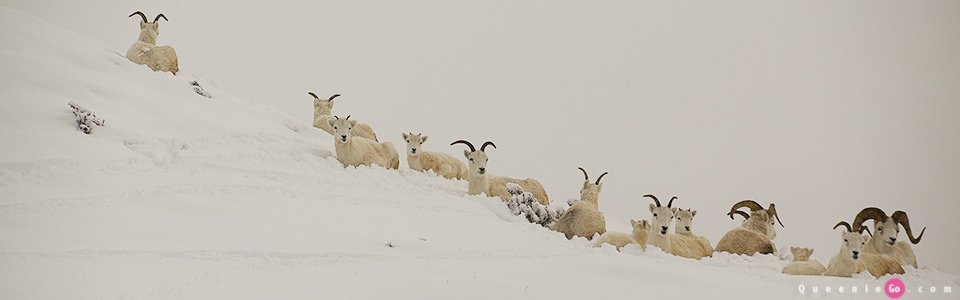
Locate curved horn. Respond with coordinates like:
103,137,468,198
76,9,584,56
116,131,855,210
728,200,763,217
594,172,608,185
727,210,750,220
129,11,148,23
578,167,588,181
450,140,476,152
643,194,661,207
153,14,168,23
667,196,677,208
345,115,351,120
833,221,853,232
307,92,320,100
852,207,889,233
767,203,784,227
861,226,873,237
891,211,925,244
480,141,496,151
328,94,341,101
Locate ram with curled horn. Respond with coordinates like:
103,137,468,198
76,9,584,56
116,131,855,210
825,221,905,278
551,167,608,240
714,199,781,256
125,11,179,74
308,92,378,141
451,139,548,204
850,207,926,268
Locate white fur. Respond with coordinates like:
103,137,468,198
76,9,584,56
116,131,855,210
644,198,711,260
863,219,919,268
782,247,826,276
329,117,399,169
552,174,605,240
593,220,649,251
454,141,548,204
675,208,714,257
126,14,179,75
825,229,904,278
310,93,378,141
403,133,466,180
715,210,777,256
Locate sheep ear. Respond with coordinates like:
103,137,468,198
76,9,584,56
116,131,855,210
421,135,428,143
327,119,336,128
631,220,638,227
582,181,590,189
597,183,603,191
671,208,678,215
402,133,409,139
349,120,357,127
648,203,656,213
691,210,697,217
463,150,471,159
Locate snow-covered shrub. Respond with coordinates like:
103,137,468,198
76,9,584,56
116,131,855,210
190,81,210,98
69,102,104,134
506,183,562,227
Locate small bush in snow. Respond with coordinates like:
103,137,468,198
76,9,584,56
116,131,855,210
69,102,104,134
190,81,211,98
506,183,564,227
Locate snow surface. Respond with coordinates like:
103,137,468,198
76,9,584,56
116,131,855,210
0,7,957,299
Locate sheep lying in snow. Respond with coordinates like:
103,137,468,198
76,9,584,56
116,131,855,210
674,208,714,257
403,133,466,180
552,168,607,240
593,219,650,251
450,140,548,204
851,207,926,268
782,247,826,276
329,116,399,169
126,12,179,75
715,200,783,256
825,221,904,278
309,92,378,141
644,195,711,259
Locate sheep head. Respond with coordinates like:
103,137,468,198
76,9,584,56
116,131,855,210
402,133,428,156
309,92,339,115
577,167,607,204
675,208,697,235
129,11,167,40
645,194,678,236
834,221,868,261
630,219,650,245
328,115,357,143
727,200,780,239
790,247,814,262
451,140,495,176
852,207,926,249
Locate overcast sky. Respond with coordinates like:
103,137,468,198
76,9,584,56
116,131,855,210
3,0,958,274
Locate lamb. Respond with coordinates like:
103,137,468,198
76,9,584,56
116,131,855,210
782,247,826,276
551,167,607,240
402,132,466,180
643,195,711,259
329,116,399,169
593,219,650,251
674,208,714,258
851,207,926,268
714,200,783,256
825,221,904,278
450,140,548,204
126,12,179,75
308,92,378,141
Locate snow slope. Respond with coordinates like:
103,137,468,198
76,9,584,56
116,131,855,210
0,7,957,299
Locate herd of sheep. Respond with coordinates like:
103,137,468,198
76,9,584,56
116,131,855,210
124,11,929,280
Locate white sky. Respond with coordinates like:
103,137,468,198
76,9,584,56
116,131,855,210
3,0,958,274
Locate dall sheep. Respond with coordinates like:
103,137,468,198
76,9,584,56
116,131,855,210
851,207,926,268
825,221,904,278
714,200,783,256
450,140,548,204
674,208,714,258
781,247,826,276
593,219,650,251
126,12,179,75
551,168,607,240
644,195,711,259
402,133,466,180
329,116,399,169
308,92,378,141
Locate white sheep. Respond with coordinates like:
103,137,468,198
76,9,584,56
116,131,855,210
329,116,399,169
450,140,548,204
781,247,826,276
825,221,904,278
126,12,179,75
714,200,783,256
552,168,607,240
308,92,378,141
674,208,714,258
644,195,712,259
593,219,650,251
851,207,926,268
402,132,466,180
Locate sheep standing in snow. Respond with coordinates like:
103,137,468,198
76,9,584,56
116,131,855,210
715,200,783,256
674,208,714,258
644,195,712,259
450,140,548,204
825,221,904,278
309,92,378,141
126,12,179,75
402,133,466,180
851,207,926,268
551,168,607,240
781,247,826,276
329,116,399,169
593,219,650,251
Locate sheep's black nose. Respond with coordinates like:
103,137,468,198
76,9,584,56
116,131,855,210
412,148,417,153
685,226,690,231
479,167,485,172
661,226,668,231
889,237,896,242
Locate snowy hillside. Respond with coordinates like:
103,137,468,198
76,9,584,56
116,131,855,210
0,7,957,299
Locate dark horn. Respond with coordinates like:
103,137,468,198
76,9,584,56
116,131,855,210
852,207,889,233
727,210,751,220
861,226,873,237
328,94,341,101
891,211,925,244
129,11,148,23
153,14,168,23
481,141,496,151
667,196,677,208
728,200,763,217
578,167,588,181
833,221,853,232
450,140,476,152
768,203,784,227
345,115,351,120
643,194,661,207
594,172,608,185
307,92,320,100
